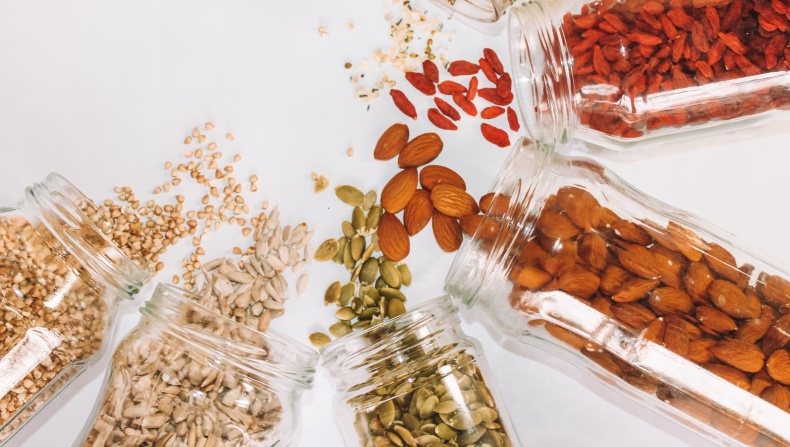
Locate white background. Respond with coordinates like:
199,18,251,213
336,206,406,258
1,1,789,446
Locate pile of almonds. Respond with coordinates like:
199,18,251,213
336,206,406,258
482,184,790,443
389,48,520,148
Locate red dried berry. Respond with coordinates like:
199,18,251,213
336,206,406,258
405,72,436,95
481,123,511,147
495,73,512,98
507,107,520,132
452,93,478,116
481,106,506,119
434,97,461,121
467,77,479,101
478,88,513,106
423,60,440,83
479,58,499,83
483,48,504,74
428,108,458,130
448,60,480,76
390,89,417,120
437,80,467,95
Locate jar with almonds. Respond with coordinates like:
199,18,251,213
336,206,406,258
74,283,319,447
320,295,519,447
0,173,149,445
447,137,790,446
508,0,790,149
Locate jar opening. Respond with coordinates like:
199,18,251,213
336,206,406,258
429,0,512,26
26,173,149,296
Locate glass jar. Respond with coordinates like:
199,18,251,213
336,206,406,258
74,283,319,447
321,295,520,447
0,173,149,445
447,137,790,446
509,0,790,150
429,0,514,25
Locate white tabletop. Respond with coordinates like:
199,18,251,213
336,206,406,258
2,1,789,446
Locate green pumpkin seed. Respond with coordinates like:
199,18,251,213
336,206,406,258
352,320,370,329
351,235,365,261
329,322,353,338
336,307,356,320
403,413,420,431
309,332,331,347
333,237,347,264
456,425,487,445
397,264,412,287
446,409,482,430
363,190,377,211
375,276,387,289
379,296,388,319
413,435,441,446
393,426,415,446
419,395,439,418
342,221,356,239
360,258,379,285
388,299,406,318
371,232,381,252
314,239,340,262
376,400,397,428
380,287,406,302
335,185,365,206
351,297,364,313
386,431,404,447
363,286,380,302
324,281,341,306
435,423,457,440
360,242,376,264
338,282,356,306
433,400,458,414
366,205,383,231
474,407,499,423
379,259,402,288
350,262,362,282
352,206,366,230
343,240,355,271
358,307,379,320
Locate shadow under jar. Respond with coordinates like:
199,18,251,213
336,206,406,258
0,173,149,445
446,137,790,446
320,296,520,447
510,0,790,150
75,283,319,447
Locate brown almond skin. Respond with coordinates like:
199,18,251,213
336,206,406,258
460,214,500,240
611,302,656,330
712,339,765,373
663,315,690,357
643,318,666,344
591,296,615,318
667,221,707,262
580,349,623,378
377,212,410,262
751,370,775,396
398,133,443,168
708,279,761,319
381,168,418,214
432,210,463,252
767,349,790,385
419,165,466,191
515,266,553,290
695,305,737,334
612,278,660,303
558,266,600,299
430,184,479,218
684,262,714,305
763,275,790,310
374,123,409,160
518,241,549,268
545,322,588,350
600,265,633,296
611,220,652,245
537,210,579,240
402,189,433,236
761,384,790,411
479,192,510,217
578,233,607,271
555,186,601,230
703,243,742,283
649,287,694,316
761,314,790,356
618,245,662,279
687,338,717,364
735,305,775,344
703,364,751,390
650,246,685,290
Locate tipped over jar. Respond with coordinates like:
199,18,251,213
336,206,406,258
0,173,149,445
320,296,520,447
446,138,790,446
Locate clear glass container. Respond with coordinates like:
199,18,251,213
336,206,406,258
320,295,520,447
447,137,790,446
0,173,149,445
74,283,319,447
509,0,790,150
429,0,515,25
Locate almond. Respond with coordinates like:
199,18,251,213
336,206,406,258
536,210,579,240
514,266,553,290
642,318,666,344
611,220,652,245
683,261,714,305
667,221,708,262
708,279,761,319
695,305,737,334
402,189,433,236
767,349,790,385
711,339,765,373
558,266,600,299
650,245,685,289
460,214,499,239
648,287,694,316
600,265,633,296
591,296,615,317
612,278,660,303
611,302,657,330
479,192,511,217
597,207,620,228
398,133,443,168
703,364,751,390
761,314,790,356
762,274,790,310
618,244,661,279
555,186,601,230
761,384,790,411
542,254,577,277
432,210,463,252
518,241,549,268
377,212,410,262
381,168,418,214
578,233,607,271
430,184,479,218
751,370,775,396
419,165,466,191
687,338,716,364
735,305,775,344
374,123,409,160
703,243,742,283
545,322,589,350
663,315,690,357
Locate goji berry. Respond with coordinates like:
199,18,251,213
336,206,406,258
643,2,664,14
428,108,458,130
483,48,504,74
478,88,513,106
390,89,417,120
448,60,480,76
467,76,479,101
480,123,511,147
452,92,478,116
481,106,506,119
479,58,499,83
405,72,436,96
434,97,461,121
495,73,512,97
507,107,520,132
423,60,440,84
437,80,467,95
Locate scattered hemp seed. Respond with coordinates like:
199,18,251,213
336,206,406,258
226,133,235,141
205,121,215,130
184,136,192,144
347,147,355,157
318,26,329,37
348,22,355,30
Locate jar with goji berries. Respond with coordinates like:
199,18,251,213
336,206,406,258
0,173,149,445
509,0,790,149
320,295,520,447
446,137,790,446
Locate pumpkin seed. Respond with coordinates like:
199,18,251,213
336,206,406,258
376,400,397,428
352,320,370,329
375,276,387,289
351,235,365,261
363,190,377,211
379,259,402,288
329,321,353,338
366,205,383,231
342,221,356,239
343,240,355,271
393,426,415,446
339,282,356,306
397,264,412,287
352,206,366,230
335,185,365,206
324,281,341,306
360,258,379,285
435,423,457,440
309,332,331,347
456,425,487,445
333,237,347,264
336,307,356,320
380,287,406,302
315,238,340,262
432,400,457,414
388,299,406,318
474,407,499,423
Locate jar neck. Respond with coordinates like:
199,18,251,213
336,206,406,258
432,0,514,25
24,173,148,297
509,2,574,144
445,138,555,309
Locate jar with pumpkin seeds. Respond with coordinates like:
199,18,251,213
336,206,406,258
320,296,520,447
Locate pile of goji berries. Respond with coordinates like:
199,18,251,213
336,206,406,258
567,0,790,138
388,48,520,148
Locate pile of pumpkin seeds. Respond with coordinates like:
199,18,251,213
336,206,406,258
348,351,513,447
308,185,411,347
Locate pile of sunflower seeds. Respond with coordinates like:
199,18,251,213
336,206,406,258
308,185,411,347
